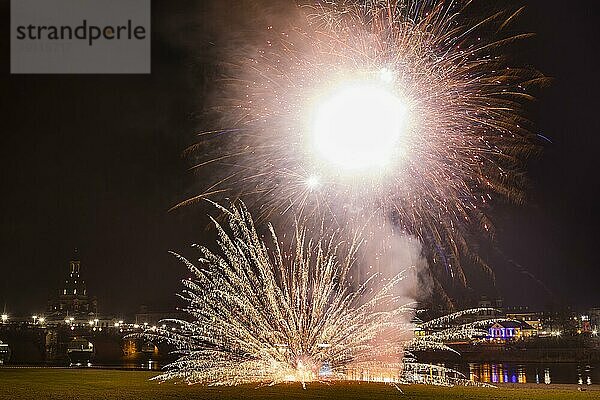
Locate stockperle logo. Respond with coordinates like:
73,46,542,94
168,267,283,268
11,0,150,74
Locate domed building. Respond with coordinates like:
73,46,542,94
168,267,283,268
47,250,97,318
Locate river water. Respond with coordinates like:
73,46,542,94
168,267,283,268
95,361,598,385
446,362,598,385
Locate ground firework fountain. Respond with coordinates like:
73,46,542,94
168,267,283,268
143,203,499,387
146,203,413,385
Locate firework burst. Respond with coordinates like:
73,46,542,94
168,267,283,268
180,0,543,282
148,202,414,385
143,203,501,386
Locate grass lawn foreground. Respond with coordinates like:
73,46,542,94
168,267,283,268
0,368,599,399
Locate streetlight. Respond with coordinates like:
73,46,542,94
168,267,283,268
38,317,45,325
1,314,8,323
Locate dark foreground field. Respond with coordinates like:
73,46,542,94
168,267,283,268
0,369,598,400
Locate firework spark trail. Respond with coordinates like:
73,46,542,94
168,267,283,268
146,202,415,385
179,0,544,283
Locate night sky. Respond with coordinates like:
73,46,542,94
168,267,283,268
1,1,598,317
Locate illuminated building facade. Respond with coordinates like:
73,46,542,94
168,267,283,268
48,253,97,317
487,320,535,340
505,308,543,332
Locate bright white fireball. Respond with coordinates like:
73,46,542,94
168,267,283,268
312,82,408,173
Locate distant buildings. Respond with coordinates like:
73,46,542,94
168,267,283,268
135,305,186,326
455,296,504,324
589,308,600,332
47,252,97,319
505,306,543,331
0,340,9,364
477,296,503,311
429,295,600,342
488,320,536,341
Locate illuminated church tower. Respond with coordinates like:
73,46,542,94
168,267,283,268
48,250,97,317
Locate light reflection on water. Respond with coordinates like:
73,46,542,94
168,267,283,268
456,362,597,385
84,360,164,371
83,361,598,385
119,360,162,371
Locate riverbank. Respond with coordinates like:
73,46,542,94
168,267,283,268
0,368,599,399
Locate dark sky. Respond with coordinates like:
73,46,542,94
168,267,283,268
0,1,598,317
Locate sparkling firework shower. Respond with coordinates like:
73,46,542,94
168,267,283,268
151,202,414,385
143,203,499,386
181,0,543,282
